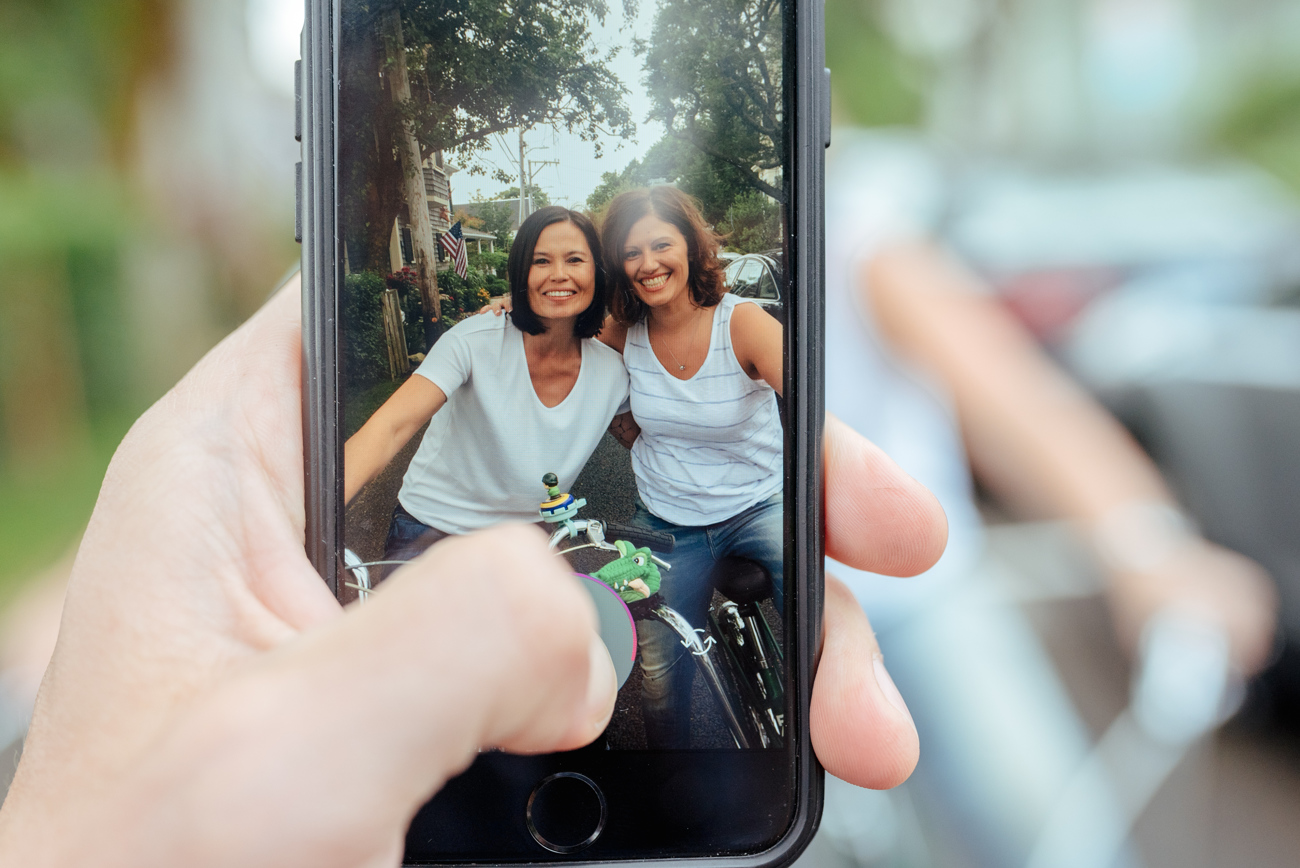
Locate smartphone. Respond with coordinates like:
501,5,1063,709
300,0,827,863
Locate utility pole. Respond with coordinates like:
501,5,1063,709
529,158,558,213
516,130,556,223
518,128,528,224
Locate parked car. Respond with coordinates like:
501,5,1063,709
723,252,784,323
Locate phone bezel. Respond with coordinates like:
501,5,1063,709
300,0,827,863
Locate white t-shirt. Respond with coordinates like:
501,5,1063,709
397,314,630,534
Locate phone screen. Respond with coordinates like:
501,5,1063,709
319,0,818,858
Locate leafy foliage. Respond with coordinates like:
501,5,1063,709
495,184,551,210
436,267,493,330
340,0,632,280
342,271,398,390
637,0,785,202
470,249,508,276
475,199,515,248
716,189,782,253
1214,74,1300,194
586,130,780,253
470,250,510,296
823,0,924,128
0,0,176,597
343,0,633,166
586,0,786,251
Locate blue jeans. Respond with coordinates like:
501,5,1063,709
631,492,784,748
376,504,453,583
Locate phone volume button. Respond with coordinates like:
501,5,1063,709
295,161,303,244
822,68,832,149
294,60,303,143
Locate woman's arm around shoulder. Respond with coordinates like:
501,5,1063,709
608,411,641,449
729,300,783,396
596,315,629,354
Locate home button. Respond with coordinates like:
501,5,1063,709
526,772,607,854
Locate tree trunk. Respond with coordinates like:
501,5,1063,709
341,16,402,276
382,7,440,345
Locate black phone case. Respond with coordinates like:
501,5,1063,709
300,1,828,864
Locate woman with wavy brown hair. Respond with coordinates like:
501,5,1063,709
598,186,785,748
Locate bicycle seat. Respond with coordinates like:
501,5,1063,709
709,556,772,605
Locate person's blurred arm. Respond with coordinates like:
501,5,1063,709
863,240,1276,673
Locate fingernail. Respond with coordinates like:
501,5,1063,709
873,654,914,725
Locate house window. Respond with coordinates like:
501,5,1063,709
400,227,414,264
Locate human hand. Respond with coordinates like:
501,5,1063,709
1106,538,1276,676
0,277,615,868
0,278,944,865
476,295,512,316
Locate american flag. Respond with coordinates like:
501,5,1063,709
439,221,469,279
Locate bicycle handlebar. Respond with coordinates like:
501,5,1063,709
602,521,676,553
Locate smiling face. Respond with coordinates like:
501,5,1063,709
526,220,598,325
621,215,692,311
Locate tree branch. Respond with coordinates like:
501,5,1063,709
674,126,785,203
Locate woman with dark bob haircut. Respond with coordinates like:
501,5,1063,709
507,206,608,339
343,206,632,572
599,186,785,749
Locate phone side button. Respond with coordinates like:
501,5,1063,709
294,161,303,244
526,772,607,854
822,68,832,149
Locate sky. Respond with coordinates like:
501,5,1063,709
453,4,666,209
246,0,664,211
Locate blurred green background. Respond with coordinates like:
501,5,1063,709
1,0,1298,606
0,0,299,604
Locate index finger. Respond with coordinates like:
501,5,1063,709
824,414,948,577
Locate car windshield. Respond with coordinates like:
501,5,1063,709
728,258,765,296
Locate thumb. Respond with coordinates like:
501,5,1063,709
811,575,919,789
76,525,616,868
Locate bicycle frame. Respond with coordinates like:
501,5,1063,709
548,516,762,749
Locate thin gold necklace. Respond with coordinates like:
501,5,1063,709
655,306,705,372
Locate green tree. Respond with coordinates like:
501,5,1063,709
340,0,634,342
494,184,551,210
476,199,515,248
717,189,781,253
638,0,785,203
586,136,690,211
586,133,772,238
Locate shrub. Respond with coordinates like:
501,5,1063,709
436,267,492,320
469,250,508,279
484,274,508,297
341,271,392,390
719,191,782,254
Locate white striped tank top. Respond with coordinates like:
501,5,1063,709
626,293,783,525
